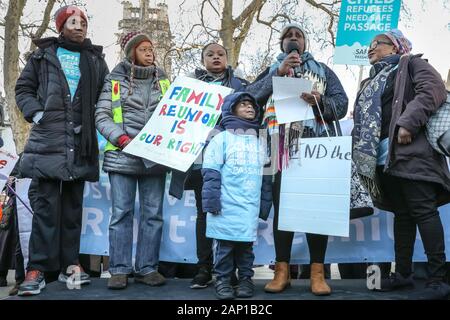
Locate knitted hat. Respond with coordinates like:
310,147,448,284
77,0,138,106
383,29,412,55
279,23,309,52
120,31,153,60
54,5,88,33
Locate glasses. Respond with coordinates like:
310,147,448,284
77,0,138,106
137,47,154,54
369,40,393,50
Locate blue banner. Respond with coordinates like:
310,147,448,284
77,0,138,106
79,133,450,263
80,176,450,264
334,0,402,65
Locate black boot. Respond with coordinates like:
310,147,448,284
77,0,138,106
215,280,235,300
373,272,414,292
190,267,213,289
236,277,254,298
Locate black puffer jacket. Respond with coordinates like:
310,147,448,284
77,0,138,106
15,37,109,182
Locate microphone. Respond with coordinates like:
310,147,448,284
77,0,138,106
285,42,303,78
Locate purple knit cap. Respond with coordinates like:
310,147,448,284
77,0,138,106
384,29,412,55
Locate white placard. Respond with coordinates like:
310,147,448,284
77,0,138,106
124,76,233,172
279,136,352,237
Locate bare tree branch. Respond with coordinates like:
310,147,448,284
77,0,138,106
32,0,56,40
181,23,217,49
304,0,339,45
206,0,220,17
200,0,220,39
233,0,267,28
229,0,268,68
26,0,57,51
255,4,290,31
179,0,188,11
317,0,340,7
3,0,31,152
19,22,40,30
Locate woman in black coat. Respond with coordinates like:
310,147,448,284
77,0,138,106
14,6,108,296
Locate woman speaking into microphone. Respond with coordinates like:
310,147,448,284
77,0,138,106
253,23,348,296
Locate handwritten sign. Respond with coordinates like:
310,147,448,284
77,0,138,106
123,76,233,172
278,136,352,237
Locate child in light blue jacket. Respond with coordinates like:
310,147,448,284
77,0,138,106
201,92,272,300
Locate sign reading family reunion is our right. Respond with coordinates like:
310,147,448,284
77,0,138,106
334,0,402,65
123,76,233,172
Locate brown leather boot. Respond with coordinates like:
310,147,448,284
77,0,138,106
310,263,331,296
264,262,291,293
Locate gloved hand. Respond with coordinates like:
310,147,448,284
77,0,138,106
117,135,132,149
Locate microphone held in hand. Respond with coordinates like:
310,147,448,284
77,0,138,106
286,42,303,78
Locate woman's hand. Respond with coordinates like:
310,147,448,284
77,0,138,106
301,91,322,106
118,135,132,149
277,52,302,76
397,127,412,144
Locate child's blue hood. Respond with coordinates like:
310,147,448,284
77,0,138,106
219,92,261,132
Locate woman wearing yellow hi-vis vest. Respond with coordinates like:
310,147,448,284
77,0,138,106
95,31,170,290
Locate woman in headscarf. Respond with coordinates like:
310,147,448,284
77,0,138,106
353,29,450,299
258,23,348,296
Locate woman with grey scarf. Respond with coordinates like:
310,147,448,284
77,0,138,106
259,23,348,296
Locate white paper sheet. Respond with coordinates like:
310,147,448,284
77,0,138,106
272,76,314,124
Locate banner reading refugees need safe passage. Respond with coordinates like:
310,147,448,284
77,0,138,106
334,0,402,65
123,76,233,172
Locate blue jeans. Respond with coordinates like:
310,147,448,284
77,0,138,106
214,240,254,282
108,173,165,276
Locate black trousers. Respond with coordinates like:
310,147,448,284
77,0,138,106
377,167,447,280
190,170,213,271
27,179,85,272
14,206,25,282
0,190,25,282
272,172,328,263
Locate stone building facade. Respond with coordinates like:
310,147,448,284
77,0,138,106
118,0,173,76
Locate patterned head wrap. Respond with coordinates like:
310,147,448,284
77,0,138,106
383,29,412,55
